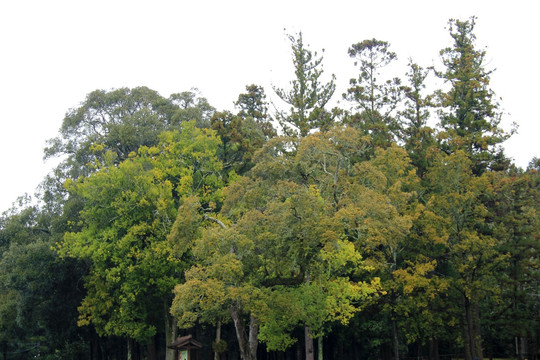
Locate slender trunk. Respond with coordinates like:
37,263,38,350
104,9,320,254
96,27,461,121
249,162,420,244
230,305,258,360
305,326,314,360
463,297,476,360
473,303,484,360
127,338,134,360
215,320,222,360
317,336,323,360
165,301,178,360
249,314,259,358
392,318,399,360
463,297,485,360
230,305,248,360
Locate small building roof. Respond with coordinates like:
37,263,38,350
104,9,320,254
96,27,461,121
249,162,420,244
167,334,203,350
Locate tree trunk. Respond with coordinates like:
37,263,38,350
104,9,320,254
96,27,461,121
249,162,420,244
317,336,323,360
305,326,314,360
230,304,258,360
473,303,484,360
127,338,134,360
165,301,178,360
249,314,259,359
463,297,473,360
230,305,248,360
392,318,399,360
215,320,222,360
463,296,484,360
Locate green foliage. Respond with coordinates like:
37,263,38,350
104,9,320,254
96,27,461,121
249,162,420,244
274,32,336,137
436,17,510,175
58,155,179,342
425,151,503,294
235,84,276,139
211,110,267,177
44,87,175,178
56,121,223,343
345,38,403,147
482,167,540,346
171,129,384,353
145,120,224,206
169,88,215,128
2,17,537,359
0,201,88,357
422,150,507,359
399,60,436,178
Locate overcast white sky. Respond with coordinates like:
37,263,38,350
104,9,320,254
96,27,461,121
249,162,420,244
0,1,538,213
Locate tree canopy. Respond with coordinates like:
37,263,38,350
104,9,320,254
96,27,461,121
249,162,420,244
1,16,537,360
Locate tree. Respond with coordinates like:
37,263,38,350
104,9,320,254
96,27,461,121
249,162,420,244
392,257,454,360
330,144,419,360
424,150,505,360
171,213,262,360
481,166,540,359
436,17,510,175
44,87,176,179
57,152,178,356
170,131,380,360
42,87,216,214
273,32,336,137
0,199,89,358
41,87,178,222
251,133,381,359
344,39,403,147
56,121,223,359
210,110,266,178
169,88,215,129
399,60,436,178
235,84,276,139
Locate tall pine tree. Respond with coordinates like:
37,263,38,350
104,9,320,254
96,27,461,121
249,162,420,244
436,17,510,175
273,32,336,137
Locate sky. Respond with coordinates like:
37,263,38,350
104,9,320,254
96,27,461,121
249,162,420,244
0,0,538,213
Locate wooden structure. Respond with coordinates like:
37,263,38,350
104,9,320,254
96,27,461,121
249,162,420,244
167,334,203,360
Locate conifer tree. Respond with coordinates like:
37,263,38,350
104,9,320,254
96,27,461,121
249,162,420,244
436,17,510,175
345,39,402,147
399,60,436,178
273,32,336,137
235,84,276,139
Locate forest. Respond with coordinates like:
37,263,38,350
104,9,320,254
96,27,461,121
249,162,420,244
0,17,538,360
